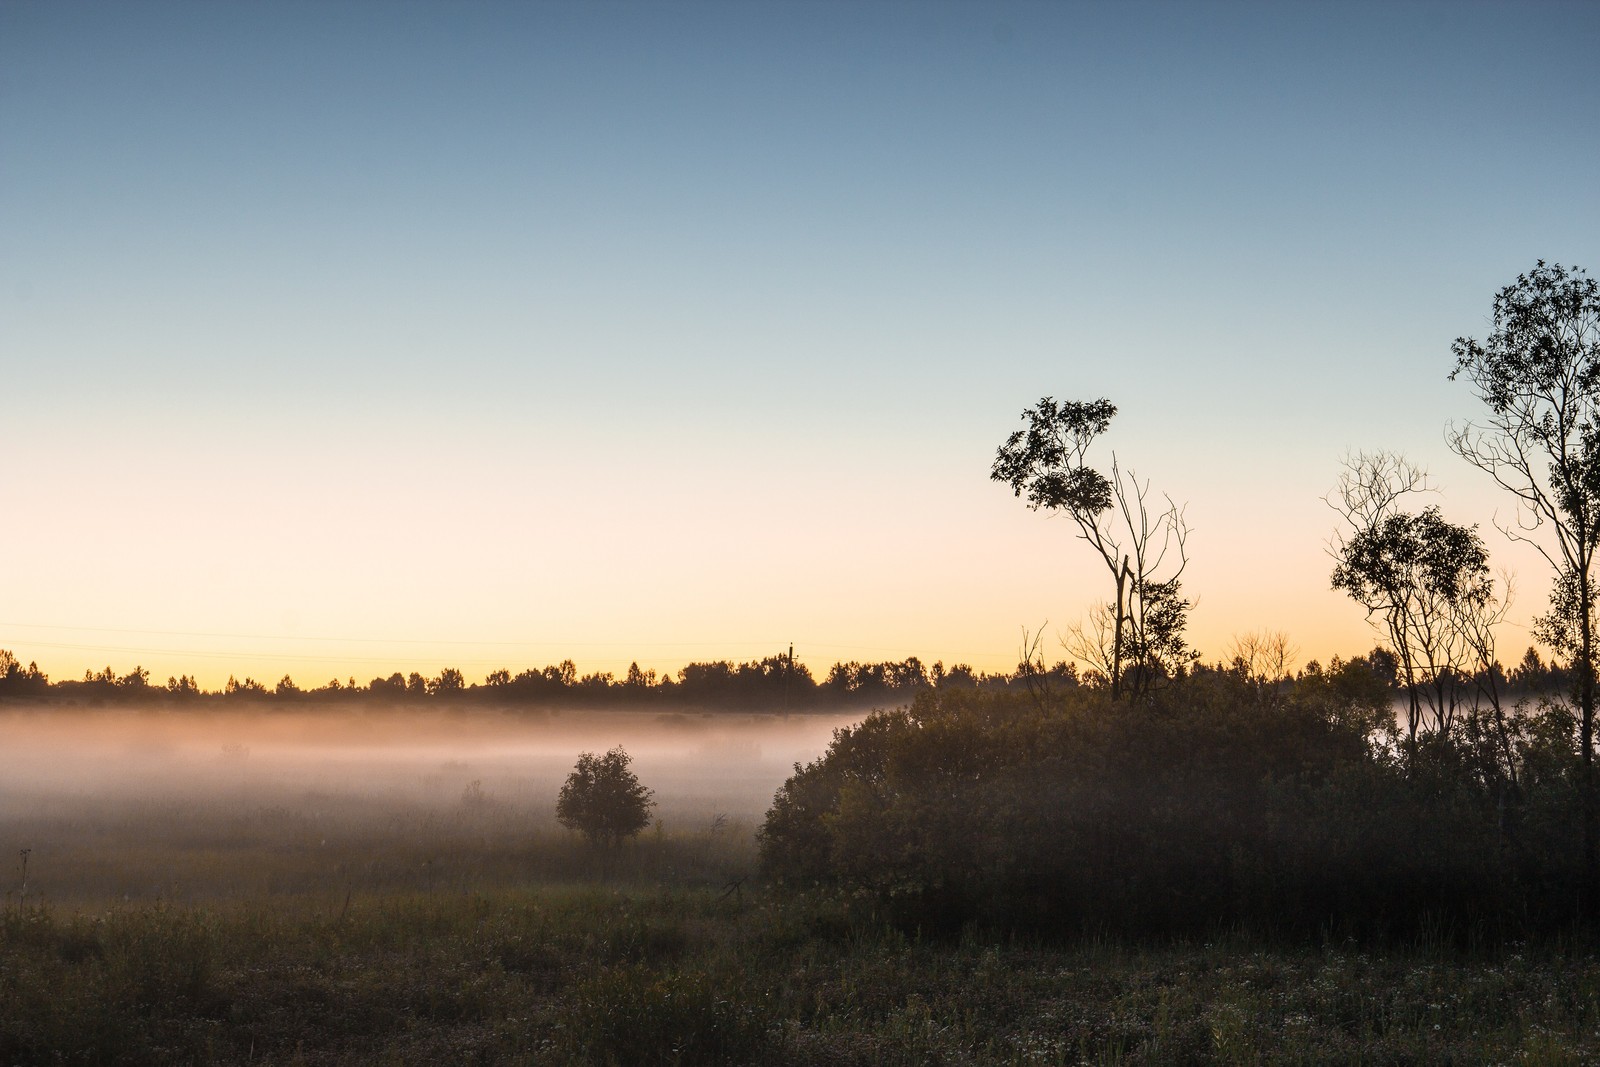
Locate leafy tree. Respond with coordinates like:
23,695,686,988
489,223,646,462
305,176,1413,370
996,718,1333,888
369,672,407,698
1448,261,1600,885
1329,452,1506,760
991,397,1193,700
224,675,267,698
0,651,47,700
556,747,655,847
429,667,466,697
165,674,200,698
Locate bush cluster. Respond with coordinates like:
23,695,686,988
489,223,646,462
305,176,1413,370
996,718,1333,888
760,660,1588,938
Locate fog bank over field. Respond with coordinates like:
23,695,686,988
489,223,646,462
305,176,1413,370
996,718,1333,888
0,707,860,826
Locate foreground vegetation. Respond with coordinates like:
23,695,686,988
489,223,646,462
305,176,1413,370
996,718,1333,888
9,879,1600,1066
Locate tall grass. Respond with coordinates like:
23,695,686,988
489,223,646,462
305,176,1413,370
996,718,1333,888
10,879,1600,1065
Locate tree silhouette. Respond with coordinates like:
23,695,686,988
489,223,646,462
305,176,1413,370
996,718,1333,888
1329,452,1504,761
1448,261,1600,889
991,397,1193,700
556,747,655,847
429,668,465,697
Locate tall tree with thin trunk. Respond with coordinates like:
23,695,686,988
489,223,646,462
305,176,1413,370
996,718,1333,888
991,397,1192,701
1448,261,1600,894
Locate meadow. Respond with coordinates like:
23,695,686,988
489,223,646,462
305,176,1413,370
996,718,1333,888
5,702,1600,1065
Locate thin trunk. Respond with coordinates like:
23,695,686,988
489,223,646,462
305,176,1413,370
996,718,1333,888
1581,561,1597,903
1111,557,1128,702
1393,616,1420,769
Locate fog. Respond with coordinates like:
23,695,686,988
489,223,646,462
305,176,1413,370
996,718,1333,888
0,706,865,907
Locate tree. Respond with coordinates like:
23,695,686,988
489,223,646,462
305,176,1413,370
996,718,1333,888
428,667,466,697
1328,452,1505,761
556,747,655,847
166,674,200,699
0,651,47,700
224,675,267,698
991,397,1193,700
369,672,407,698
1448,261,1600,887
1227,630,1299,708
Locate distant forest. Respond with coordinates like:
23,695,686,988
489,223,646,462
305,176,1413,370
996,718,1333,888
0,642,1574,714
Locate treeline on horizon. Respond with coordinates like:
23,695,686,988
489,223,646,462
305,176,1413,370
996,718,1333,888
0,641,1575,713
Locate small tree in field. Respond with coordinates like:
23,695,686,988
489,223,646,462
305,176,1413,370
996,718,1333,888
556,747,655,847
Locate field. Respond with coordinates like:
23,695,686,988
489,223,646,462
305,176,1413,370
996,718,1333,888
5,706,1600,1065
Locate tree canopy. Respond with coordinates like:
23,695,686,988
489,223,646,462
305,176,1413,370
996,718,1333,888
1449,261,1600,889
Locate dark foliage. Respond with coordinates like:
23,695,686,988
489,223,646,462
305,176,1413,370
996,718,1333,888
0,648,1029,713
1450,261,1600,888
760,664,1589,938
557,748,656,848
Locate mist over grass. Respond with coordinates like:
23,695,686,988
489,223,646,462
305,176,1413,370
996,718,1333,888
0,706,853,909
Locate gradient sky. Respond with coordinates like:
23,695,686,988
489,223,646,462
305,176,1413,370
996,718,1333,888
4,1,1599,688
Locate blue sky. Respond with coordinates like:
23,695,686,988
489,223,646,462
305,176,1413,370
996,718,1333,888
3,1,1598,685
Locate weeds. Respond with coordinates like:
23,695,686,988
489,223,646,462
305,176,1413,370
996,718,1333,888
6,886,1600,1064
562,964,771,1065
5,771,1600,1065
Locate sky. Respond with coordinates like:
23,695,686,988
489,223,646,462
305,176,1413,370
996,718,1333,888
3,1,1599,689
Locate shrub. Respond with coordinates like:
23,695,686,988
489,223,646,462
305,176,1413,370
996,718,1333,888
759,669,1589,938
557,747,655,847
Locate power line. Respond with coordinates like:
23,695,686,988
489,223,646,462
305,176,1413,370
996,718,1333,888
0,636,1013,670
0,621,788,649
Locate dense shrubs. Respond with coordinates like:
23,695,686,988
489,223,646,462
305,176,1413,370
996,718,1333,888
759,661,1589,938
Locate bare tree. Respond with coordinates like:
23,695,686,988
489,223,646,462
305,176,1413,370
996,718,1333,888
992,397,1193,701
1228,630,1298,681
1448,261,1600,888
1015,623,1055,711
1063,601,1117,690
1227,630,1299,706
